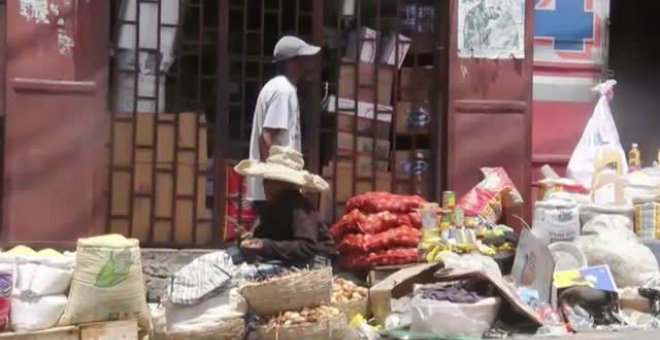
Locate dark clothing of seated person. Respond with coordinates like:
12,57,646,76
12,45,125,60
233,146,335,270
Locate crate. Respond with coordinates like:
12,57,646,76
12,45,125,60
79,320,138,340
0,320,138,340
110,112,211,246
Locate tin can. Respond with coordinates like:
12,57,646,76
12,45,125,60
442,191,456,210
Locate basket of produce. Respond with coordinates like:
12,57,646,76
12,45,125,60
156,317,246,340
258,306,347,340
331,278,369,319
239,267,332,317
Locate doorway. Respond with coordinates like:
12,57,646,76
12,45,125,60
609,0,660,166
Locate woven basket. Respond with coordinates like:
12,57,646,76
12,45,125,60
239,267,332,317
156,317,246,340
258,313,347,340
333,297,369,320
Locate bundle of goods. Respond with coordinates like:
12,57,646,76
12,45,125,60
346,192,427,213
576,215,660,288
633,195,660,240
153,289,247,340
410,282,501,337
239,267,332,317
458,167,523,224
331,278,369,319
258,305,346,340
332,192,426,271
0,246,74,332
59,234,151,330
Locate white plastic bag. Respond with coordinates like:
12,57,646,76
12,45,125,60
11,295,67,332
567,80,627,189
15,256,75,296
410,296,501,336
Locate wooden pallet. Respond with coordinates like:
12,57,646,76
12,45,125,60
0,320,138,340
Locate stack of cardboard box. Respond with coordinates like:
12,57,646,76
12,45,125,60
322,27,412,219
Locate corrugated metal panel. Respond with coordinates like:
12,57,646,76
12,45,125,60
2,0,109,248
446,0,534,225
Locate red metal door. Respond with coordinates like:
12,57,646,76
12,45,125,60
3,0,109,247
446,0,534,224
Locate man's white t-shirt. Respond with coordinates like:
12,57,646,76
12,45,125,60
247,75,301,201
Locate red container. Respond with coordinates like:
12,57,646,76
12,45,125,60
0,271,12,330
223,164,256,242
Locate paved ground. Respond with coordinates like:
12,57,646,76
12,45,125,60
514,330,660,339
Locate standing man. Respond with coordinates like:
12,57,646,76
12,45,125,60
247,35,321,223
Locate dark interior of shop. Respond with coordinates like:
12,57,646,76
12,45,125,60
609,0,660,166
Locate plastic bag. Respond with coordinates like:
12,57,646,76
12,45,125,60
410,296,501,336
577,215,660,287
339,248,419,270
458,167,523,224
11,295,67,332
346,192,427,213
567,80,628,189
337,226,422,254
330,210,422,240
442,253,502,279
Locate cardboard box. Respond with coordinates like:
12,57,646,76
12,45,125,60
337,132,391,160
346,27,378,64
399,66,434,102
324,102,392,140
322,161,392,203
380,33,412,69
369,263,442,324
395,102,431,134
326,95,393,122
339,62,395,106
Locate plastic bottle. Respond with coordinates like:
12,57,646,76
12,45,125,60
418,203,440,258
629,143,642,172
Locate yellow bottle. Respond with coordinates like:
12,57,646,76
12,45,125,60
629,143,642,172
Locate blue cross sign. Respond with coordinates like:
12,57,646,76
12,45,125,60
535,0,595,52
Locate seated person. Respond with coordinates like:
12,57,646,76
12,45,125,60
169,146,335,305
233,145,335,270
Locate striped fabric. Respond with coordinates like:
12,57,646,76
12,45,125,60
168,252,237,305
168,249,331,306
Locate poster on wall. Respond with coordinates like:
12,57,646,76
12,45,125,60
458,0,526,59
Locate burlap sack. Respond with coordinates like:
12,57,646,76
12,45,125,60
59,234,150,330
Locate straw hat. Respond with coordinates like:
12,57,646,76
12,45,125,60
234,146,329,192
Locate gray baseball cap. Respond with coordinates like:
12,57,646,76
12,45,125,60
273,36,321,62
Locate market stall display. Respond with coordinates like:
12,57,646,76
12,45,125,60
332,192,426,271
258,305,346,340
239,267,332,317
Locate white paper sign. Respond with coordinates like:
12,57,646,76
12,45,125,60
458,0,526,59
